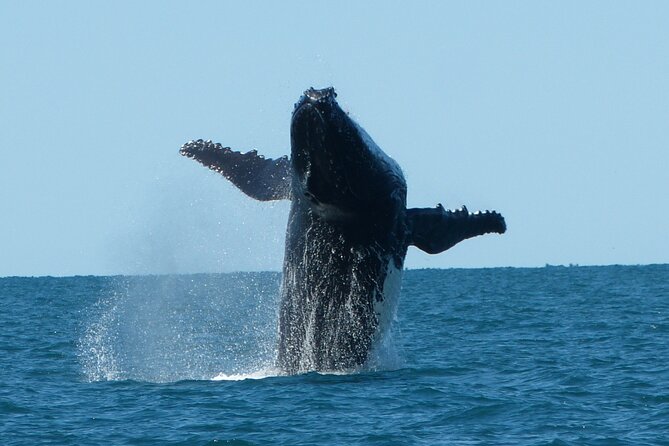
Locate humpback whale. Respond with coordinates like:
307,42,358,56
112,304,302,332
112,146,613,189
180,87,506,374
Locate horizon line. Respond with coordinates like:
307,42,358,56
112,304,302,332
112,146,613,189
1,262,667,280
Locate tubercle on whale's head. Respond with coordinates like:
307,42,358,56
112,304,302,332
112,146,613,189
293,87,338,110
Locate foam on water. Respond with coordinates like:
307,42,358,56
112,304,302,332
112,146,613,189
211,367,281,381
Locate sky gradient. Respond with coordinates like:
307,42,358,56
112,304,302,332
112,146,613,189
2,1,668,276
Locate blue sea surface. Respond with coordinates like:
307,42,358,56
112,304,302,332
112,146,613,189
1,265,668,445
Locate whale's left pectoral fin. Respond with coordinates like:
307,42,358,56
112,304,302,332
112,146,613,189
180,139,291,201
407,204,506,254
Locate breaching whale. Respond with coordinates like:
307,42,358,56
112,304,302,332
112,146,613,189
180,87,506,374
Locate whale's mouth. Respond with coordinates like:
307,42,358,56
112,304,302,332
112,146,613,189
291,87,342,176
291,89,361,217
292,102,328,138
291,102,327,185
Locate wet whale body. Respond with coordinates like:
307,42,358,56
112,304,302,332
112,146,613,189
180,87,506,374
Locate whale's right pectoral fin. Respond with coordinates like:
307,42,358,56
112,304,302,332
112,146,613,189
180,139,291,201
407,204,506,254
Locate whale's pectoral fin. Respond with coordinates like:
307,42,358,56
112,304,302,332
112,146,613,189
407,204,506,254
180,139,291,201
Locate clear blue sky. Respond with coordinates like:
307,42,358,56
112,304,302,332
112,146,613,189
1,1,667,276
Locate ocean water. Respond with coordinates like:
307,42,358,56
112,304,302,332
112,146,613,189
1,265,668,445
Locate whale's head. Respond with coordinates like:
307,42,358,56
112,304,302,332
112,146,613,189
290,87,406,223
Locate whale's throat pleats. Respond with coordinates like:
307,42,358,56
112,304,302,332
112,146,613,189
276,205,406,373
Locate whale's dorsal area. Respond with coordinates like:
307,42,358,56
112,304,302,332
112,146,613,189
181,87,506,374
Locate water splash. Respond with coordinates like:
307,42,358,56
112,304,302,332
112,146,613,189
80,297,123,381
79,273,280,383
